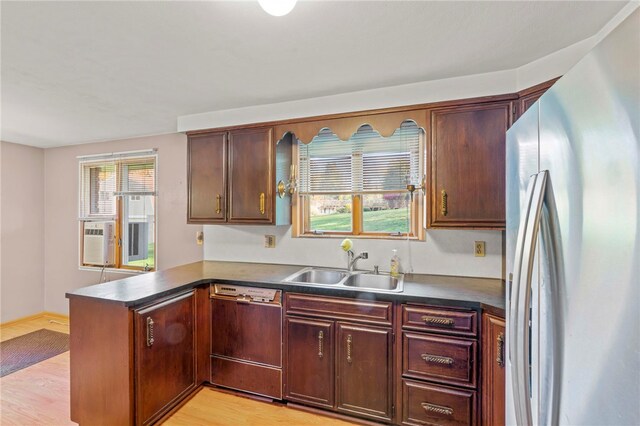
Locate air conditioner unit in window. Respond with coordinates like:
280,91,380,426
83,221,115,266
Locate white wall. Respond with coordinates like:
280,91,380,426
1,141,45,322
204,226,502,279
43,133,203,315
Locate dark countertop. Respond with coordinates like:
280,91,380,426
66,261,505,314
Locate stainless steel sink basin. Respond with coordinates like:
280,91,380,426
343,272,403,292
283,267,403,293
283,267,349,285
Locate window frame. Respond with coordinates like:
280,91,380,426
292,123,426,240
78,150,158,273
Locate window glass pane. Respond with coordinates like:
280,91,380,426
89,164,116,216
308,195,352,232
362,193,410,233
122,161,155,193
121,194,155,270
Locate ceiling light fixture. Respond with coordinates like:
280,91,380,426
258,0,297,17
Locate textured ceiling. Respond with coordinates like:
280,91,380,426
1,1,628,147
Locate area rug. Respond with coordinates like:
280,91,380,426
0,329,69,377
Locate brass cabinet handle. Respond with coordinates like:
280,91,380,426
259,193,265,215
441,189,448,216
215,194,222,214
421,402,453,416
146,316,154,347
421,315,455,326
346,334,353,364
421,353,454,365
497,332,505,367
318,330,324,358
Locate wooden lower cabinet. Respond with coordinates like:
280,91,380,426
285,317,335,408
69,287,209,426
134,291,197,425
402,379,476,426
481,313,505,426
284,293,393,423
336,323,393,422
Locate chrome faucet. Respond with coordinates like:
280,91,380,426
347,250,368,271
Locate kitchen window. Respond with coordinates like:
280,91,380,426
295,121,425,239
78,150,157,271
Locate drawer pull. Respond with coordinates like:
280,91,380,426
347,334,353,364
318,330,324,358
146,316,154,347
496,332,505,367
421,315,455,326
422,402,454,416
421,353,454,365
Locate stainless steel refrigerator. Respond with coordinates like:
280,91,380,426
505,9,639,426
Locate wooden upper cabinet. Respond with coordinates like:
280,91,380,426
228,128,273,223
428,101,511,229
134,291,197,426
481,313,505,426
187,132,227,223
187,127,291,225
515,77,560,120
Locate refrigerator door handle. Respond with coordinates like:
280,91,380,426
511,171,548,426
538,187,561,426
509,173,537,424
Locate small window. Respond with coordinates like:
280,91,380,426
79,151,157,271
296,121,424,239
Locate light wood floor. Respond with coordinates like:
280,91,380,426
0,313,354,425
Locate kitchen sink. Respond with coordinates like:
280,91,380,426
283,267,349,285
283,267,403,293
343,272,403,292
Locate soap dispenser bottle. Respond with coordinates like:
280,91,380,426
390,249,400,277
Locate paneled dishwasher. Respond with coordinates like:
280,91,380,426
210,284,283,399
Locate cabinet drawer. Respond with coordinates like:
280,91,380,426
402,379,476,426
211,356,282,400
403,332,476,388
402,305,477,337
285,293,392,326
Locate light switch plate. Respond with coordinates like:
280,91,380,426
474,241,485,257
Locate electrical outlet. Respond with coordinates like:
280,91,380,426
264,235,276,248
196,231,204,245
474,241,485,257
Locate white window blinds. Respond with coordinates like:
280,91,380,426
79,152,156,219
298,121,422,194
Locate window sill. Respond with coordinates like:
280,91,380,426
296,233,421,241
79,266,154,275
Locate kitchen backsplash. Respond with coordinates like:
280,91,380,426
203,225,502,279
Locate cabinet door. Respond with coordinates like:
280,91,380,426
187,132,227,223
285,317,335,409
228,128,273,223
481,313,505,426
428,101,511,229
211,296,282,367
135,291,196,425
336,322,393,422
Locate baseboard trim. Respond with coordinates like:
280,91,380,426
0,311,69,327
